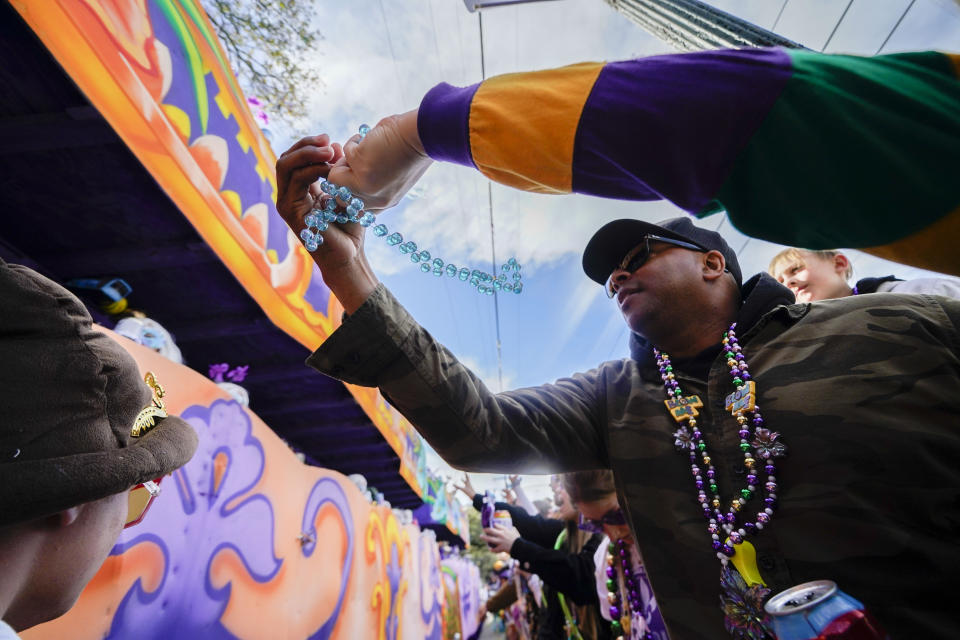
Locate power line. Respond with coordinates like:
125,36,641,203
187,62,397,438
487,182,505,391
771,0,789,32
377,0,407,107
876,0,916,54
820,0,854,52
478,9,505,392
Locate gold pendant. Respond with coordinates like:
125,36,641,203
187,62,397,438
725,380,756,416
664,394,703,422
131,371,168,437
727,539,766,587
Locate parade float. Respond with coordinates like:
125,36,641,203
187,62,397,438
0,0,478,637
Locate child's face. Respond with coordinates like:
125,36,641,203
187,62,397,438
773,253,848,302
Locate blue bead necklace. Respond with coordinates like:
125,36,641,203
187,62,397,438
299,125,524,297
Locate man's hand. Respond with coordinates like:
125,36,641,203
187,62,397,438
328,110,434,211
480,525,521,553
477,603,488,624
275,135,378,313
454,473,477,500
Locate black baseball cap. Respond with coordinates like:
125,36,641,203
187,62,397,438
582,217,742,288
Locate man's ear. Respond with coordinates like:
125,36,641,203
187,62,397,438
703,250,727,281
15,506,83,534
50,506,82,529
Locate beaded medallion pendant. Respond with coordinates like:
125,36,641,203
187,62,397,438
298,125,524,297
655,322,787,640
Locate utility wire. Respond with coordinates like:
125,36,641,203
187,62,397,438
377,0,407,107
820,0,854,52
478,9,505,392
771,0,789,32
876,0,916,54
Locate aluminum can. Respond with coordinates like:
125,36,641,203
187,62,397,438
493,509,513,530
481,491,495,528
763,580,889,640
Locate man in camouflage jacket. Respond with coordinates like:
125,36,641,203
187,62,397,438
276,144,960,639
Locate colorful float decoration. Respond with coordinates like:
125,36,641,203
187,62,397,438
8,0,431,502
23,330,456,640
10,1,478,636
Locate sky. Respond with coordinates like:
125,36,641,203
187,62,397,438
269,0,960,506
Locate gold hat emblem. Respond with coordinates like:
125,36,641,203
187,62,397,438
132,371,168,437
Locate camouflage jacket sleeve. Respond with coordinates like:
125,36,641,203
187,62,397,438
306,284,610,473
937,294,960,346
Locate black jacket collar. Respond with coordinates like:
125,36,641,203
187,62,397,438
631,273,796,380
854,275,901,295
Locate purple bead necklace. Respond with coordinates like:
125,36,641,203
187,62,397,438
654,322,787,568
606,538,653,640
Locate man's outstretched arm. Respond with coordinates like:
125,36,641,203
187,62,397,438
306,283,610,473
276,139,610,474
329,49,960,276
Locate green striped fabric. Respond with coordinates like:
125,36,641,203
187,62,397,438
705,50,960,249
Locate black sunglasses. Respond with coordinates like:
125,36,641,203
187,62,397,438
605,234,706,298
578,508,628,533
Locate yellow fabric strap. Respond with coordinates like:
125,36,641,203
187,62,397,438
863,204,960,276
469,62,605,194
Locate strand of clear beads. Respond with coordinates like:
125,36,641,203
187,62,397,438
298,125,524,296
370,222,523,295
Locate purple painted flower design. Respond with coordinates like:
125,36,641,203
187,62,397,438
385,544,403,640
300,478,354,640
418,531,444,640
107,399,281,640
751,428,787,459
673,426,693,451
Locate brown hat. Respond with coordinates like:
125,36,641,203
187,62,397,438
0,261,198,525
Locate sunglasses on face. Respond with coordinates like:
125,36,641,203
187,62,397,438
125,478,162,528
577,508,628,533
605,234,706,298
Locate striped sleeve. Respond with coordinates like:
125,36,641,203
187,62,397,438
716,50,960,276
418,62,606,194
417,48,960,276
418,49,792,206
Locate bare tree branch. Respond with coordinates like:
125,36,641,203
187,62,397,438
202,0,322,127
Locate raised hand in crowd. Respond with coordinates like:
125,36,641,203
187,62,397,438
453,473,476,501
479,525,522,554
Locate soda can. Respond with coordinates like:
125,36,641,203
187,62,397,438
763,580,890,640
493,510,513,530
481,491,495,528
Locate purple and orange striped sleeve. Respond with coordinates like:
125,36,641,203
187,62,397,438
417,49,792,209
416,48,960,276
